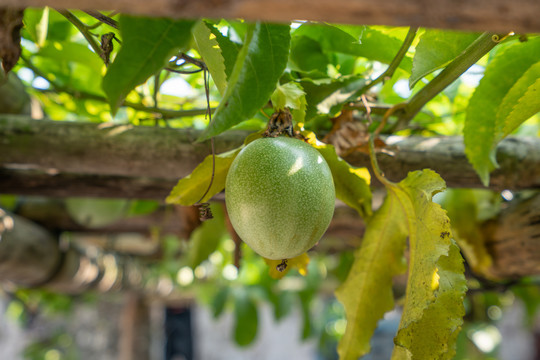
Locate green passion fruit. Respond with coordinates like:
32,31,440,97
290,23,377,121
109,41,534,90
225,137,335,260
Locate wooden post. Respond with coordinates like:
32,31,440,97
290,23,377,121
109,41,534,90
119,294,151,360
0,208,61,286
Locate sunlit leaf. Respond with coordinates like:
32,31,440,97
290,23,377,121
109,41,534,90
102,16,195,113
464,37,540,186
498,62,540,137
205,22,240,79
265,253,310,279
166,148,241,206
410,29,479,88
199,23,291,140
193,20,228,95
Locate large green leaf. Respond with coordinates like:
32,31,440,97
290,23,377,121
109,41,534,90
102,16,195,113
497,61,540,137
295,24,413,72
166,148,241,206
336,170,466,359
289,35,329,75
410,29,479,88
464,37,540,186
392,171,466,359
198,23,291,140
193,20,228,95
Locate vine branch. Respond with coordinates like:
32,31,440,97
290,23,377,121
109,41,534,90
395,32,507,128
361,26,418,94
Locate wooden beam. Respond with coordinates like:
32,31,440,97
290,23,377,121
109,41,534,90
4,0,540,33
1,117,540,198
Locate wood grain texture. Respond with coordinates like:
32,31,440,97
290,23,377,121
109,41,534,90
2,117,539,200
4,0,540,33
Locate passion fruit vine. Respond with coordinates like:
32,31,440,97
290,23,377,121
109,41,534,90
225,137,335,260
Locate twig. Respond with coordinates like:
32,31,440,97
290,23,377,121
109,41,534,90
361,27,418,94
56,9,103,59
83,10,119,29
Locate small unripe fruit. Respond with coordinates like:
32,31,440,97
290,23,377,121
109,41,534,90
225,137,335,260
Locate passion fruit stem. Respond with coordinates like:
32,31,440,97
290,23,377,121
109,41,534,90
264,109,294,138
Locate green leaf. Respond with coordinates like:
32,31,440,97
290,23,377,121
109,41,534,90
305,132,372,218
289,35,329,75
166,148,242,206
300,76,366,121
23,7,49,47
37,41,103,74
336,170,466,359
186,203,227,268
410,29,479,88
102,16,195,113
392,171,466,359
296,24,412,72
198,23,291,140
271,82,307,124
205,22,240,79
193,20,228,95
498,62,540,137
126,200,160,217
211,286,230,318
464,37,540,186
233,291,258,346
65,198,128,228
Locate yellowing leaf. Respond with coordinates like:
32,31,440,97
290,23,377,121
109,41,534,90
265,253,310,279
304,131,372,219
335,182,409,359
441,189,494,278
336,169,466,360
166,148,241,205
392,170,467,360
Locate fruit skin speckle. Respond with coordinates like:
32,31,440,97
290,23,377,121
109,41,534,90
225,137,335,260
